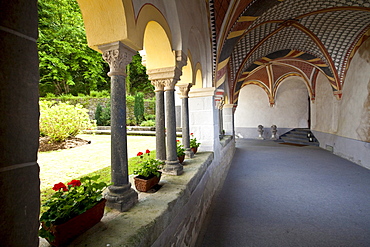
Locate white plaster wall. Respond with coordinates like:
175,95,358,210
189,96,218,151
234,77,309,138
311,73,337,133
312,39,370,168
338,39,370,141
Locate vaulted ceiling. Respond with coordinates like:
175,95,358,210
209,0,370,105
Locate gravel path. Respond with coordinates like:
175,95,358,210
38,134,157,190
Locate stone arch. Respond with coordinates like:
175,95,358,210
241,81,272,106
273,73,313,104
186,26,212,88
179,52,193,85
136,3,174,52
143,21,174,70
194,63,203,89
77,0,140,51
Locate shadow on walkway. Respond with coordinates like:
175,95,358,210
196,139,370,247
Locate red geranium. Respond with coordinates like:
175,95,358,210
146,149,150,154
67,179,81,187
137,152,144,156
190,133,194,136
52,182,68,192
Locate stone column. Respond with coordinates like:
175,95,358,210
147,67,183,175
164,77,183,175
177,83,194,158
151,80,166,161
223,104,235,136
99,41,138,211
0,1,40,245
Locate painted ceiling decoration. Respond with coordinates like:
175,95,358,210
210,0,370,105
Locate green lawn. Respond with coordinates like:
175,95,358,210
38,134,157,191
38,134,158,209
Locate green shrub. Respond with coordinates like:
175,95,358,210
134,92,145,125
39,101,95,142
58,94,75,101
99,90,110,97
126,118,136,126
94,102,111,126
45,93,56,98
140,120,155,127
145,114,156,121
90,90,99,97
90,90,110,98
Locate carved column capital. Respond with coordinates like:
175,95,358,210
177,83,192,99
163,78,177,91
99,41,136,77
151,80,165,92
147,67,182,91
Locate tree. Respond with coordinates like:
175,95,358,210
38,0,109,96
134,92,145,125
126,53,154,97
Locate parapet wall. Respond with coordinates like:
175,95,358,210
50,136,235,247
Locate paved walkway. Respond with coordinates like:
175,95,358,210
196,139,370,247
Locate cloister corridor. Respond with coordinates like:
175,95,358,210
196,139,370,247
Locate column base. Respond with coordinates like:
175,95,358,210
185,148,194,159
105,184,138,212
163,160,183,175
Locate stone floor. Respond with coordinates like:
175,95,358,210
196,139,370,247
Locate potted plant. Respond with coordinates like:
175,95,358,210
190,133,201,154
177,140,186,164
39,175,108,247
133,149,164,192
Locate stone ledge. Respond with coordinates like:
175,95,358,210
40,152,215,247
220,135,234,147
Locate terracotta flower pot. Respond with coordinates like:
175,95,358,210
134,173,161,192
178,155,185,164
42,199,106,247
191,147,198,154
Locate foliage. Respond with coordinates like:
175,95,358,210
90,90,110,98
39,101,95,142
39,176,109,241
176,140,185,157
126,53,154,97
95,103,111,126
38,0,109,96
134,92,145,124
140,120,155,127
133,150,164,178
190,133,201,148
145,114,156,121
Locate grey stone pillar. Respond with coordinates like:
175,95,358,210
177,83,193,158
100,41,138,212
147,67,184,175
151,80,166,161
0,1,40,245
164,78,183,175
223,104,235,136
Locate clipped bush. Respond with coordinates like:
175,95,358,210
145,114,156,121
140,120,155,127
45,93,56,98
90,90,110,98
134,92,145,125
94,102,111,126
40,101,95,142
